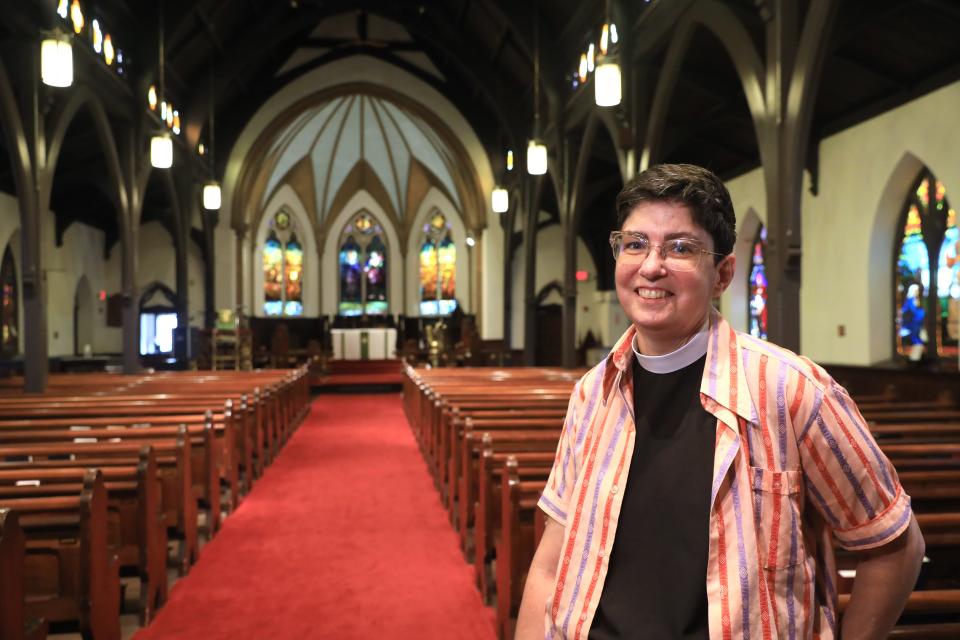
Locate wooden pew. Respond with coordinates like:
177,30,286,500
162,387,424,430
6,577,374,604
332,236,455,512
496,461,545,640
0,470,120,640
0,446,166,624
457,429,560,552
0,509,48,640
449,416,561,522
0,438,197,576
436,404,566,504
0,422,221,537
475,452,552,603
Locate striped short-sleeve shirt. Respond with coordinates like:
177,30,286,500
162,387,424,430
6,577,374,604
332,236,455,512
538,311,913,640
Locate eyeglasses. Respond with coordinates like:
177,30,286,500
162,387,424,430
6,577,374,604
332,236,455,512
609,231,723,272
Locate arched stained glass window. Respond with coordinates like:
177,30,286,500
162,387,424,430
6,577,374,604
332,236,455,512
339,236,362,315
284,234,303,317
262,209,305,317
419,238,437,302
938,206,959,351
338,211,389,316
263,232,283,317
0,246,17,357
748,226,768,340
365,235,388,315
895,171,958,359
419,210,457,315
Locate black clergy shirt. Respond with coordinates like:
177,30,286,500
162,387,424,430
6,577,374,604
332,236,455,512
588,354,715,640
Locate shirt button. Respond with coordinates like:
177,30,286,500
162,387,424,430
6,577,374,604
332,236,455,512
611,485,619,494
581,614,588,622
598,549,605,558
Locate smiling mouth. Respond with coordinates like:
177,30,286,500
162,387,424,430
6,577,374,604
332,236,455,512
636,288,671,300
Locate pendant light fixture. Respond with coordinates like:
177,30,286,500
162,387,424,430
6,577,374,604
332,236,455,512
594,1,622,107
526,0,547,176
151,3,173,169
203,63,221,210
41,30,73,88
492,186,509,213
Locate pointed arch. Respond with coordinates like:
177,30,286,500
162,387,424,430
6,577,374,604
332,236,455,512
892,168,959,359
869,152,926,363
729,207,764,333
45,87,129,235
336,210,390,316
641,1,766,171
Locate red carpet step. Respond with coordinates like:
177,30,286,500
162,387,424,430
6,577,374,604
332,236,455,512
135,393,496,640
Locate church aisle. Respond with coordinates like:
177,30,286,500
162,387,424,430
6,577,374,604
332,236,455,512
134,393,496,640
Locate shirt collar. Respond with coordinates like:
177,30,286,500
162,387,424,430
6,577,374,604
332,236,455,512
602,310,757,428
631,320,709,373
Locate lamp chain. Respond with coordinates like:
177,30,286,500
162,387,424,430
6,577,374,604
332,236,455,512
209,62,216,175
533,0,540,137
158,0,164,106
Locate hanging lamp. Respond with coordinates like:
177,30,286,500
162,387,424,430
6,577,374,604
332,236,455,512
151,3,173,168
203,63,221,210
595,4,622,107
492,186,509,213
41,30,73,88
526,0,547,176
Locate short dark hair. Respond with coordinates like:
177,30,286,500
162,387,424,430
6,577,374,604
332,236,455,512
615,163,736,257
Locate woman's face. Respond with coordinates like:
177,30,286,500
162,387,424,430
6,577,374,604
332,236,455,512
615,201,735,355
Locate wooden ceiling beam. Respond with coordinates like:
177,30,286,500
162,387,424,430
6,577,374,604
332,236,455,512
831,51,906,91
915,0,960,24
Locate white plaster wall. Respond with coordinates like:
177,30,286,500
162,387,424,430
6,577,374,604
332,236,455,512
251,185,320,317
595,290,630,347
0,191,121,357
101,238,123,353
49,221,113,356
480,200,504,339
322,190,402,316
508,222,602,350
137,222,176,293
802,81,960,365
714,80,960,365
214,223,235,316
722,168,767,328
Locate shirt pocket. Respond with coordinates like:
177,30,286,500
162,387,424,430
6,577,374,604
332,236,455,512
747,466,804,571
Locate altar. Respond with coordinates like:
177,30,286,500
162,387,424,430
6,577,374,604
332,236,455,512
330,328,397,360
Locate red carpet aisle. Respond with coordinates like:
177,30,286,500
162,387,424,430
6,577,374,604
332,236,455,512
134,394,496,640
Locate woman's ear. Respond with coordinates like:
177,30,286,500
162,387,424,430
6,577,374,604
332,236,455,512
713,254,736,297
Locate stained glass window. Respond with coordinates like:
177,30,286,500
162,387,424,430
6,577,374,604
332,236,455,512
419,211,457,316
339,236,362,316
284,234,303,317
937,207,959,352
748,226,768,340
338,211,389,316
365,235,388,315
895,172,957,358
0,246,17,357
262,209,305,317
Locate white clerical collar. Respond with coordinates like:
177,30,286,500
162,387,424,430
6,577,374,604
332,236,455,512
632,320,709,374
